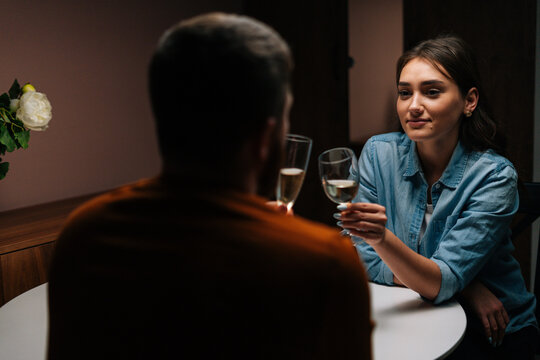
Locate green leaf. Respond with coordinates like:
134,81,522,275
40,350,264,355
0,108,14,124
0,124,17,152
0,161,9,180
10,118,26,132
0,93,10,108
14,130,30,148
0,143,5,156
8,79,21,100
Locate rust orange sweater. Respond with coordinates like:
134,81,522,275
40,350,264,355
48,177,372,359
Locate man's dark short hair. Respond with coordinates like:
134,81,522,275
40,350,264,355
149,13,292,163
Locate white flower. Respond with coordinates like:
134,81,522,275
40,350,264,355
16,91,52,131
9,99,19,112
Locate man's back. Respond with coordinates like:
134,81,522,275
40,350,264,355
48,177,372,359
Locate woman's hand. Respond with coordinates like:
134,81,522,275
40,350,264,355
337,202,388,244
337,202,441,300
460,280,509,346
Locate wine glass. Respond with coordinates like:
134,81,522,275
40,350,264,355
276,134,313,211
318,147,359,205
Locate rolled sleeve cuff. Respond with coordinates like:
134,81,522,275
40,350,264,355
381,263,394,284
353,238,394,285
432,258,460,304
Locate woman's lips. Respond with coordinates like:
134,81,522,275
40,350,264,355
407,119,430,128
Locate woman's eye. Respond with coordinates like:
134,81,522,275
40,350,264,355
398,90,410,97
426,89,441,96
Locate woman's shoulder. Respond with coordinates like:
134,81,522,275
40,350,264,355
469,148,517,177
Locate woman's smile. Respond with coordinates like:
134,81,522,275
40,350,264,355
406,118,431,128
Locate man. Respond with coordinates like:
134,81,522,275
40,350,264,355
48,13,372,359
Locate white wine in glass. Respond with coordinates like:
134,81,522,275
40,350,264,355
276,134,312,210
322,179,358,204
318,147,359,205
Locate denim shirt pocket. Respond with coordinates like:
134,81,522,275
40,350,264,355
425,214,460,255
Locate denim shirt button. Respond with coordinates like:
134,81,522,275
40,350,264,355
434,183,441,189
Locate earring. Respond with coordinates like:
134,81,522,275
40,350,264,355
465,111,472,118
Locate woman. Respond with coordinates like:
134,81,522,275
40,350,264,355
338,36,537,358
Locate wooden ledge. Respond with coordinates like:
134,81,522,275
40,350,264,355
0,193,99,254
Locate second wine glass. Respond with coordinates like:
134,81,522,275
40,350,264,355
276,134,313,211
318,147,359,205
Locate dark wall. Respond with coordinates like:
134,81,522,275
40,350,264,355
403,0,537,285
0,0,243,212
243,0,350,224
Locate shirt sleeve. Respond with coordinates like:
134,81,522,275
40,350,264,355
431,163,519,304
351,138,395,285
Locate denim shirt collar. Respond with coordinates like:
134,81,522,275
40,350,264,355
402,137,469,189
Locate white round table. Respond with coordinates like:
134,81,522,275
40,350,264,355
0,283,48,360
0,283,466,360
370,282,466,360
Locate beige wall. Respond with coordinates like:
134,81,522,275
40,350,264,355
349,0,403,144
0,0,241,212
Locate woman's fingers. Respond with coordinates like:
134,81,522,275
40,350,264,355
341,220,385,234
487,313,500,345
340,205,387,224
485,311,507,347
337,203,388,243
342,202,386,213
494,310,508,346
481,315,492,342
341,212,387,224
459,280,508,348
502,308,510,324
338,212,386,233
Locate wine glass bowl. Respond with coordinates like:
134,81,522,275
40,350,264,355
276,134,313,210
318,147,359,205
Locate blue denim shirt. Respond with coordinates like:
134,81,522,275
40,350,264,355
352,132,537,333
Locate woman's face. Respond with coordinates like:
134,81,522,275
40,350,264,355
397,57,466,148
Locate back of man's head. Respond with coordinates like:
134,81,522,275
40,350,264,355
149,13,292,167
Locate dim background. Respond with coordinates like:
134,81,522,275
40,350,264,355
0,0,538,286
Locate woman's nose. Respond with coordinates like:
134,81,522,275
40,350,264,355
408,94,424,116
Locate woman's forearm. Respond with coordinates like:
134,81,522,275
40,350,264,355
339,202,441,299
372,229,441,300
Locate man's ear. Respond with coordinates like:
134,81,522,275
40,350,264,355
255,117,277,164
